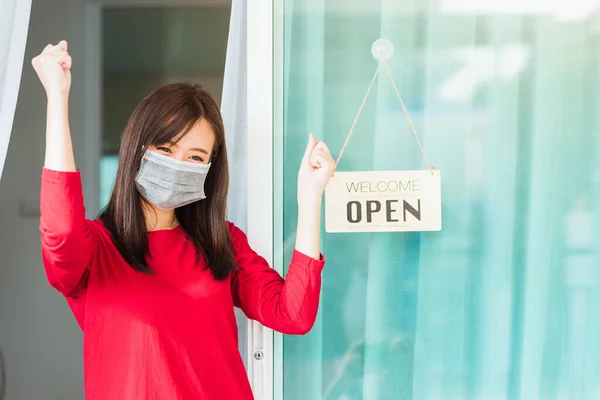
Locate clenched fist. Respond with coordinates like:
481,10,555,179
32,40,72,97
297,134,335,201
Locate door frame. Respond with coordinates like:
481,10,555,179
247,1,277,399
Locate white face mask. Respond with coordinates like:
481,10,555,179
135,150,211,210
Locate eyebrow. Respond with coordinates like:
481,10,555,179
191,147,209,155
166,140,209,155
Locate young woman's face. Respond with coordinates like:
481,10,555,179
148,118,216,164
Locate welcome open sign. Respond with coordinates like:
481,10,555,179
324,39,442,233
325,170,441,233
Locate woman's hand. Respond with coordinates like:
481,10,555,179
295,134,334,259
297,134,335,203
32,40,72,99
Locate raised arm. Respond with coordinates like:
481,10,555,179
33,41,96,296
33,41,76,172
230,224,326,335
231,134,335,334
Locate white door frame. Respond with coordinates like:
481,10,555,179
247,1,275,399
83,1,277,399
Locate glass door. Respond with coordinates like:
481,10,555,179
274,1,600,399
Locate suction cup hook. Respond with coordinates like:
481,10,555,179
371,38,394,61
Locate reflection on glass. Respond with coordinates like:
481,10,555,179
279,0,600,399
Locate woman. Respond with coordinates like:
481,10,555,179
33,40,334,399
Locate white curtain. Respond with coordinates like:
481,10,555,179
221,0,248,365
0,0,32,180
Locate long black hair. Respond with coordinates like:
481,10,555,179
100,83,237,280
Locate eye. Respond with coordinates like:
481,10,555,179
189,155,204,162
156,146,172,154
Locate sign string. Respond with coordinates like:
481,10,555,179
334,49,435,173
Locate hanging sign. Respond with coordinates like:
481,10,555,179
325,39,442,233
325,170,441,233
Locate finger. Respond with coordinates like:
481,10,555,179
310,151,332,165
303,133,318,161
311,153,335,169
311,149,334,162
61,57,72,69
314,141,335,162
50,53,72,69
47,45,67,54
42,44,53,53
46,45,61,53
58,40,68,52
318,141,332,157
310,158,331,171
48,51,69,57
50,53,71,61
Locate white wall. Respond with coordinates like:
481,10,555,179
0,0,88,398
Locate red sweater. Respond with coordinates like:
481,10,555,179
39,168,325,399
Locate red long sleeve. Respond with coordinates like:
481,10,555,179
229,224,325,335
40,168,96,297
38,168,326,399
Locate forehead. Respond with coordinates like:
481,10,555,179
174,118,215,150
